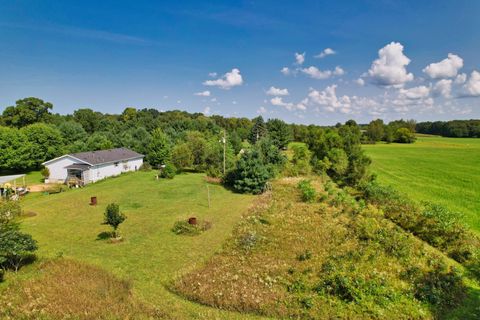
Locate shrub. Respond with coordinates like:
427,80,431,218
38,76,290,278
394,127,416,143
172,220,201,236
139,162,152,171
46,184,67,194
413,263,465,309
416,202,466,250
362,181,480,270
40,166,50,179
0,223,38,271
159,162,176,179
205,166,222,178
102,203,126,238
0,201,22,224
237,231,258,251
290,143,312,175
297,180,316,203
172,219,212,236
297,249,312,261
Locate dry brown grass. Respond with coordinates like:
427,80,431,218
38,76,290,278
0,259,164,320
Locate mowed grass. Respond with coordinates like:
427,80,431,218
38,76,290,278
2,172,272,319
364,136,480,233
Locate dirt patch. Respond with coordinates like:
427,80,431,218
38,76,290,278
28,184,52,192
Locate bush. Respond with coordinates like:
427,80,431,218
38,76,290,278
40,166,50,179
159,162,176,179
172,219,212,236
103,203,126,238
139,162,152,171
0,201,22,224
237,231,258,251
297,180,316,203
394,128,416,143
362,181,480,269
46,184,67,194
172,220,201,236
413,262,465,309
0,223,38,271
297,249,312,261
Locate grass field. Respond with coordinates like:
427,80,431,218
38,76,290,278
0,172,272,319
364,136,480,233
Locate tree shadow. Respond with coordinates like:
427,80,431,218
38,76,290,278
96,231,113,240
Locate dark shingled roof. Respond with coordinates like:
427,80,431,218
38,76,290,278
65,163,91,170
70,148,144,165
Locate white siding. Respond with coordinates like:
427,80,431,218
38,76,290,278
45,156,83,183
45,155,143,184
88,157,143,183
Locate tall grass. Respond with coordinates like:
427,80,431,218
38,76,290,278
174,177,473,319
0,259,162,319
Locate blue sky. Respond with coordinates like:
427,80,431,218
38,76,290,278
0,0,479,125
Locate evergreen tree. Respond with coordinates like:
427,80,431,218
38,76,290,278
249,116,267,144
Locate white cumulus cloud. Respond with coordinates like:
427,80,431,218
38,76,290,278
281,67,291,75
464,70,480,96
398,85,431,100
455,73,467,84
194,90,211,97
315,48,336,58
270,96,306,111
355,78,365,86
368,42,414,87
266,86,289,96
203,106,211,115
257,106,268,114
423,53,463,79
300,66,344,79
295,52,305,65
307,85,352,113
203,68,243,89
333,66,345,76
433,79,453,98
301,66,332,79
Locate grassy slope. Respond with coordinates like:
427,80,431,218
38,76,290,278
364,136,480,233
3,172,270,319
174,177,480,319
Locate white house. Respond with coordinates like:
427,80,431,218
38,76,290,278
42,148,144,185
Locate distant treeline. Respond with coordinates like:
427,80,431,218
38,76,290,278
416,120,480,138
362,119,416,144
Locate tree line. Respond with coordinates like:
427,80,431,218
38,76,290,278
416,119,480,138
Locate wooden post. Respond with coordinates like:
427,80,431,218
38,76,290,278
207,185,211,208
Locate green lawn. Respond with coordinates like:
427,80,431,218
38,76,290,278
364,136,480,233
8,172,270,319
0,170,43,186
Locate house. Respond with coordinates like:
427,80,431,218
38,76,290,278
42,148,144,185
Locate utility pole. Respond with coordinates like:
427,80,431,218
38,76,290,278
222,129,226,175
